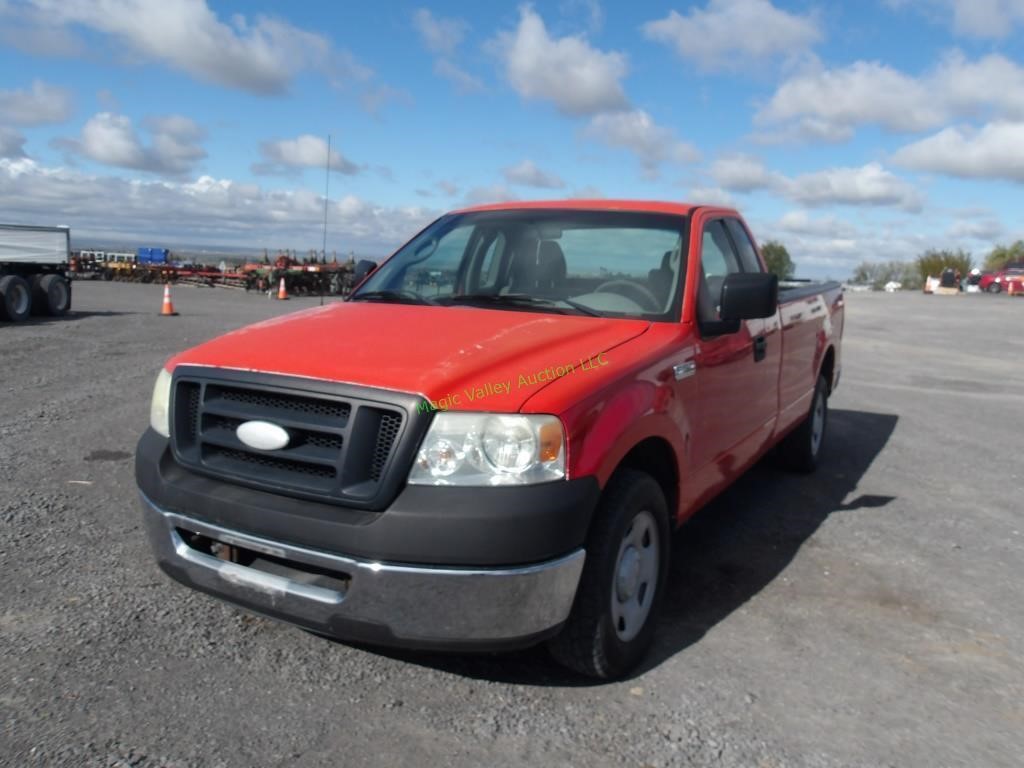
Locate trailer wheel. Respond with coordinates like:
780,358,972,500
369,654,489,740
548,469,670,679
0,275,33,322
39,274,71,316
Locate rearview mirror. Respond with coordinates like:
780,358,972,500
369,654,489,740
353,259,377,283
720,272,778,321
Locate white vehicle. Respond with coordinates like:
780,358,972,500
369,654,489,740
0,224,72,322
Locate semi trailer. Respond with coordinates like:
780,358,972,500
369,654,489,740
0,224,72,322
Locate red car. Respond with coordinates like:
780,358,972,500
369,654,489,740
136,200,844,677
979,266,1024,293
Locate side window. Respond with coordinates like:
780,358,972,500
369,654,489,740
698,220,742,325
725,219,762,273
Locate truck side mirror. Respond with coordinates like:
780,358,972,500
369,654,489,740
353,259,377,283
719,272,778,322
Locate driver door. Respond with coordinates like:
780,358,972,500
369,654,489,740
689,219,778,479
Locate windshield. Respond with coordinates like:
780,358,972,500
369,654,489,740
352,209,688,320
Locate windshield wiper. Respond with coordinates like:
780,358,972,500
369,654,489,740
445,294,602,317
348,290,435,305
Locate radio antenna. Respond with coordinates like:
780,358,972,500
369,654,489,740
321,133,331,306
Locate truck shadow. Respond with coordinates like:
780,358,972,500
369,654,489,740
367,408,899,686
10,310,139,326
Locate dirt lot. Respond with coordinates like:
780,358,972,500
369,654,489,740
2,282,1022,767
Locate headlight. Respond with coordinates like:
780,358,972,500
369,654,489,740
149,367,172,438
408,413,565,486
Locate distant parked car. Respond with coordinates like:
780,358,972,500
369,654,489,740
979,266,1024,293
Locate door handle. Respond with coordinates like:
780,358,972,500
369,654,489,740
753,336,767,362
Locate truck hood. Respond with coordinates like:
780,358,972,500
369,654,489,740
168,302,651,412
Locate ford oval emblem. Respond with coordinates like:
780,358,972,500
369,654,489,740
236,420,290,451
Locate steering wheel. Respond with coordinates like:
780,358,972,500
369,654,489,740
594,280,661,312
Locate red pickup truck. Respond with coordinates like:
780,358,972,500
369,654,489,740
136,200,844,678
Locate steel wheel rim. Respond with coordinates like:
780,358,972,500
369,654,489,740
611,509,659,642
11,282,29,315
810,389,825,456
53,280,68,310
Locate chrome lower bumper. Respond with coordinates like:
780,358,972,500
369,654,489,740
139,493,585,648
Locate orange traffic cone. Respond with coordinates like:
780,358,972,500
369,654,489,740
160,283,179,316
1009,280,1016,296
277,276,289,300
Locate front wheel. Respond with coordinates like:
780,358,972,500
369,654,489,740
548,469,670,679
987,283,1002,293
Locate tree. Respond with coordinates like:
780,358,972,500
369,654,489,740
851,260,921,290
984,240,1024,271
760,240,795,279
915,249,973,282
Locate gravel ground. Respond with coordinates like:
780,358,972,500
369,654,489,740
1,282,1022,767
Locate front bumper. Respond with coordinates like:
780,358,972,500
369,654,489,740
140,492,586,650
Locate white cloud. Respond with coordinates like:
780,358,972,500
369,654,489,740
757,52,1024,141
643,0,821,71
56,112,206,175
253,134,361,176
436,179,460,196
433,59,484,93
463,184,519,205
561,0,604,33
413,8,467,56
571,184,604,198
777,210,858,239
710,154,921,211
502,159,565,189
785,163,922,211
886,0,1024,38
0,157,436,252
585,109,700,177
947,215,1004,241
687,186,735,206
0,127,27,159
758,61,943,135
711,154,780,191
489,6,628,116
25,0,367,95
0,80,74,126
414,8,483,92
891,121,1024,182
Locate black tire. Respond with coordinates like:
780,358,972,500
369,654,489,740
987,283,1001,293
778,375,829,473
0,274,33,322
548,469,670,679
36,274,71,316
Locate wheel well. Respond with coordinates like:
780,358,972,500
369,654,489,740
820,346,836,394
615,437,679,525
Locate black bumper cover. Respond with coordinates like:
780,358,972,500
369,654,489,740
135,428,600,567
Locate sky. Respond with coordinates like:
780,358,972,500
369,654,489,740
1,0,1023,277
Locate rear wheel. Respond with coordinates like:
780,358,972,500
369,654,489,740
0,275,32,322
987,283,1002,293
548,469,670,679
778,375,829,473
31,274,71,316
39,274,71,316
